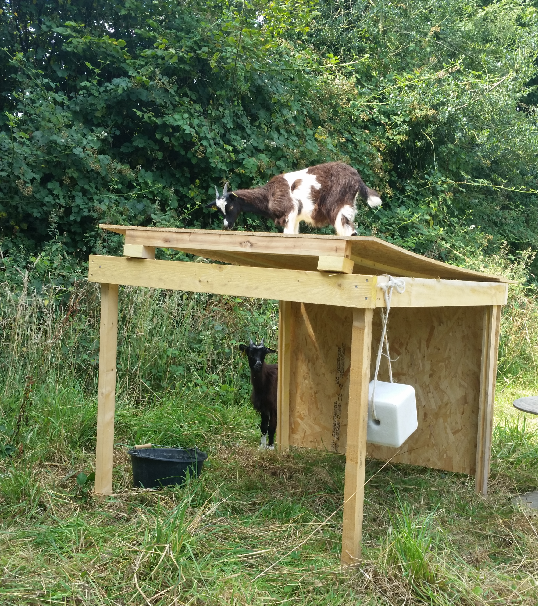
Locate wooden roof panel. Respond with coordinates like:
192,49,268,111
99,224,507,283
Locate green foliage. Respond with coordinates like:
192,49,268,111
1,0,536,281
306,0,538,261
0,277,278,399
0,0,358,265
0,465,44,518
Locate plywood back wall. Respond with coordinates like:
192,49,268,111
288,302,353,452
288,304,484,475
366,306,484,475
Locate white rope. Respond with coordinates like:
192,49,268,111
369,276,406,422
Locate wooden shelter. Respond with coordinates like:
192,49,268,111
88,225,508,564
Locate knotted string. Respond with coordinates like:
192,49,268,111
369,276,406,422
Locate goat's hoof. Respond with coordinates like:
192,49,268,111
267,444,275,451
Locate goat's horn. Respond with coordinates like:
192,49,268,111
249,338,253,346
215,186,220,199
260,338,264,346
223,182,228,196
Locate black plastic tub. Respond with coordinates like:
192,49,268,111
129,447,208,489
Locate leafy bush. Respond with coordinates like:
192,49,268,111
1,0,537,283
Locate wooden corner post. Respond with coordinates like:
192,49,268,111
475,304,501,496
277,300,292,452
341,307,373,565
95,283,119,495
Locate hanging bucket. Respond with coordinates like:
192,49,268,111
129,447,208,488
367,380,418,448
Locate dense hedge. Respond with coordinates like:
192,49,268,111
1,0,537,284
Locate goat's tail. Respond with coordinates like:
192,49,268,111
357,179,382,208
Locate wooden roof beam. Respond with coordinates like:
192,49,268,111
375,276,508,307
124,228,352,259
88,256,377,308
89,256,508,308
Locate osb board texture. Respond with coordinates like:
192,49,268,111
288,304,484,475
288,302,352,453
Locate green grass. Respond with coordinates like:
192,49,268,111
1,377,538,605
1,276,538,604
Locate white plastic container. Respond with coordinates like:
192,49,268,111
366,380,418,447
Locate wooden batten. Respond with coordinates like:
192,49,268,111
341,308,373,564
88,256,377,309
475,305,501,495
317,256,355,274
277,301,292,452
376,276,508,308
350,254,433,279
177,248,323,272
123,244,156,259
124,228,351,258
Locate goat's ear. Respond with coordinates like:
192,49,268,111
265,347,277,354
206,201,217,208
239,344,248,353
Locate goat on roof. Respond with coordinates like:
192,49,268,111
208,162,382,236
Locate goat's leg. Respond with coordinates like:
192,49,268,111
259,412,269,449
267,411,277,450
282,211,300,234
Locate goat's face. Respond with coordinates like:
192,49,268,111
208,184,240,230
239,340,276,373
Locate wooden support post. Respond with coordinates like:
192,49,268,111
277,300,292,452
95,283,119,496
475,305,501,496
341,307,373,565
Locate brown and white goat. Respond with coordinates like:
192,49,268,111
239,339,278,449
209,162,382,236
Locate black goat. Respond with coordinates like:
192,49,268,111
239,339,278,449
209,162,382,236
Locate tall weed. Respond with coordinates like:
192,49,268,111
384,501,480,605
0,279,278,399
0,277,278,459
114,284,278,403
0,465,44,519
0,275,100,393
386,501,442,600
